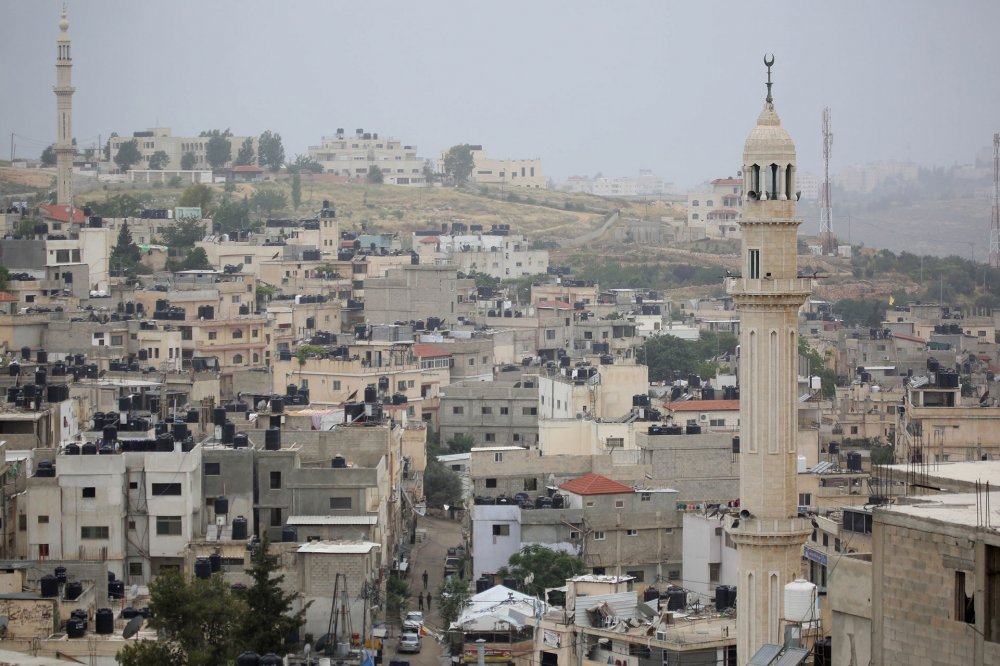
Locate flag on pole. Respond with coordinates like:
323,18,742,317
889,295,895,306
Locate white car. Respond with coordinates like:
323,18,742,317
403,611,424,632
399,632,421,653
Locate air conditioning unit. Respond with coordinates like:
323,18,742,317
700,414,708,421
655,630,666,641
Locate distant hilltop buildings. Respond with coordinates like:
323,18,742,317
108,128,258,172
308,128,427,186
559,170,674,197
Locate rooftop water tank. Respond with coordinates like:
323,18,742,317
784,578,817,623
95,608,114,634
232,516,248,541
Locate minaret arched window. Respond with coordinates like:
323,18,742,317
785,164,794,200
767,164,778,200
750,164,760,194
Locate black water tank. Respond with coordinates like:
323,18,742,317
215,497,229,515
644,586,659,602
234,432,249,448
732,436,740,454
232,516,248,540
20,346,30,360
8,362,19,377
54,566,67,584
270,397,284,414
209,553,222,573
65,581,83,600
222,421,235,444
64,442,80,455
814,637,832,666
265,428,281,450
187,409,200,423
121,607,138,619
109,579,125,599
665,587,686,611
172,422,188,441
66,618,86,638
237,652,261,666
40,575,59,597
828,441,840,455
332,455,347,469
476,577,491,593
118,395,132,412
82,442,98,455
364,385,377,403
103,425,118,443
846,451,863,472
715,585,731,611
95,608,114,634
260,655,283,666
281,526,297,543
213,407,226,426
685,424,701,435
194,557,212,579
35,367,46,386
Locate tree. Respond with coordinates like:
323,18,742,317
161,218,207,248
178,247,211,270
111,220,142,268
251,187,288,218
116,569,244,666
238,536,308,654
214,198,254,235
84,193,147,218
258,130,285,172
235,137,256,166
287,154,323,174
443,144,475,186
178,183,214,212
291,173,302,210
148,150,170,170
367,164,384,184
202,129,233,169
0,265,9,291
387,576,412,620
41,144,56,166
423,161,437,184
181,151,196,170
799,339,836,399
497,544,587,600
114,139,142,172
423,459,462,507
446,433,475,454
437,576,472,627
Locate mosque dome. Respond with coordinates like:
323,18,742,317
743,104,796,169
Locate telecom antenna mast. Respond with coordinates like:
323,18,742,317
990,133,1000,267
819,107,835,254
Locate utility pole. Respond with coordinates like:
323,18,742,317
819,107,835,255
989,133,999,267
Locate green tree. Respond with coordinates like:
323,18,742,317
367,164,384,184
203,129,233,169
214,198,254,235
116,569,244,666
258,130,285,172
446,433,475,454
83,193,146,218
181,151,196,170
111,221,142,267
291,173,302,210
239,536,308,654
497,544,587,600
437,576,472,626
41,144,56,166
114,139,142,172
148,150,170,170
387,576,411,619
178,246,211,270
423,459,462,507
0,265,9,291
178,183,214,212
443,144,475,186
235,137,256,166
639,331,737,383
287,154,323,174
798,338,836,399
422,161,437,184
161,218,207,249
251,187,288,218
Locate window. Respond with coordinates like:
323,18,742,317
615,500,625,509
111,335,123,346
156,516,182,536
798,493,812,507
482,406,493,415
513,433,521,442
485,478,497,489
269,471,281,489
492,524,510,536
128,562,143,577
822,534,829,547
205,462,220,475
81,526,109,539
593,531,605,541
129,482,138,490
38,544,49,557
500,407,509,415
332,380,341,391
641,492,651,502
452,406,464,415
468,359,475,366
152,483,182,496
668,569,680,580
232,329,243,339
626,570,645,583
38,515,49,524
82,487,96,498
329,497,352,509
208,331,218,340
606,437,624,449
626,529,638,537
523,407,537,416
664,528,674,534
709,418,725,427
691,200,700,206
586,501,595,508
231,295,241,304
128,520,136,530
270,508,282,527
748,248,761,279
843,510,873,535
18,515,26,531
851,426,858,435
545,329,555,340
485,433,496,443
494,452,503,463
233,354,243,364
710,563,721,583
524,478,537,491
570,531,580,540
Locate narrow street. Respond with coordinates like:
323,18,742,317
389,514,465,666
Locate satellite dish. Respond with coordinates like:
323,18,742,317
314,633,332,652
122,615,143,639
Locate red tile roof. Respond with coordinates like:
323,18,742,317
665,399,740,412
536,300,572,309
230,165,263,173
413,343,451,358
419,236,439,244
559,473,635,496
892,333,925,344
38,204,86,224
0,292,17,302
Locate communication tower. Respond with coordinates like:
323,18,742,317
989,133,1000,268
819,108,835,254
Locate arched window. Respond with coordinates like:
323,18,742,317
691,213,699,220
232,329,243,339
706,200,714,207
233,354,243,365
751,164,761,193
252,353,259,364
767,164,779,200
785,164,794,200
691,200,699,207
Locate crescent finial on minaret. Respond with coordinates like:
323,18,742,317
764,54,775,105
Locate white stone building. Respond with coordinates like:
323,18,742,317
109,128,258,172
308,129,426,185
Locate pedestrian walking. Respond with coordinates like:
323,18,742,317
422,569,429,590
426,591,432,611
418,594,424,611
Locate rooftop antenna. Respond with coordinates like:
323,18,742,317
764,54,775,105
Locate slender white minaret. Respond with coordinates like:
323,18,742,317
54,7,75,208
725,55,812,664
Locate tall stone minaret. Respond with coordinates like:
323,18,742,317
54,7,75,208
725,55,812,664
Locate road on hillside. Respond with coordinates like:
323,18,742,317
388,514,464,666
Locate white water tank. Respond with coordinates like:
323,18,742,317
784,578,816,622
797,455,808,473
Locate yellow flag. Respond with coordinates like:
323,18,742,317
889,295,895,306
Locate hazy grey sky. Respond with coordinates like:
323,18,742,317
2,1,999,187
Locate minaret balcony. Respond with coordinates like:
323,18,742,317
726,277,814,298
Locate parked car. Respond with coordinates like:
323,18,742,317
444,556,461,577
399,632,421,653
403,611,424,632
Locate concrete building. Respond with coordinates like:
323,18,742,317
54,10,74,207
682,511,739,604
308,129,426,185
416,231,549,280
109,128,258,172
687,178,743,239
439,379,540,449
724,60,815,663
363,264,475,327
468,147,546,189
